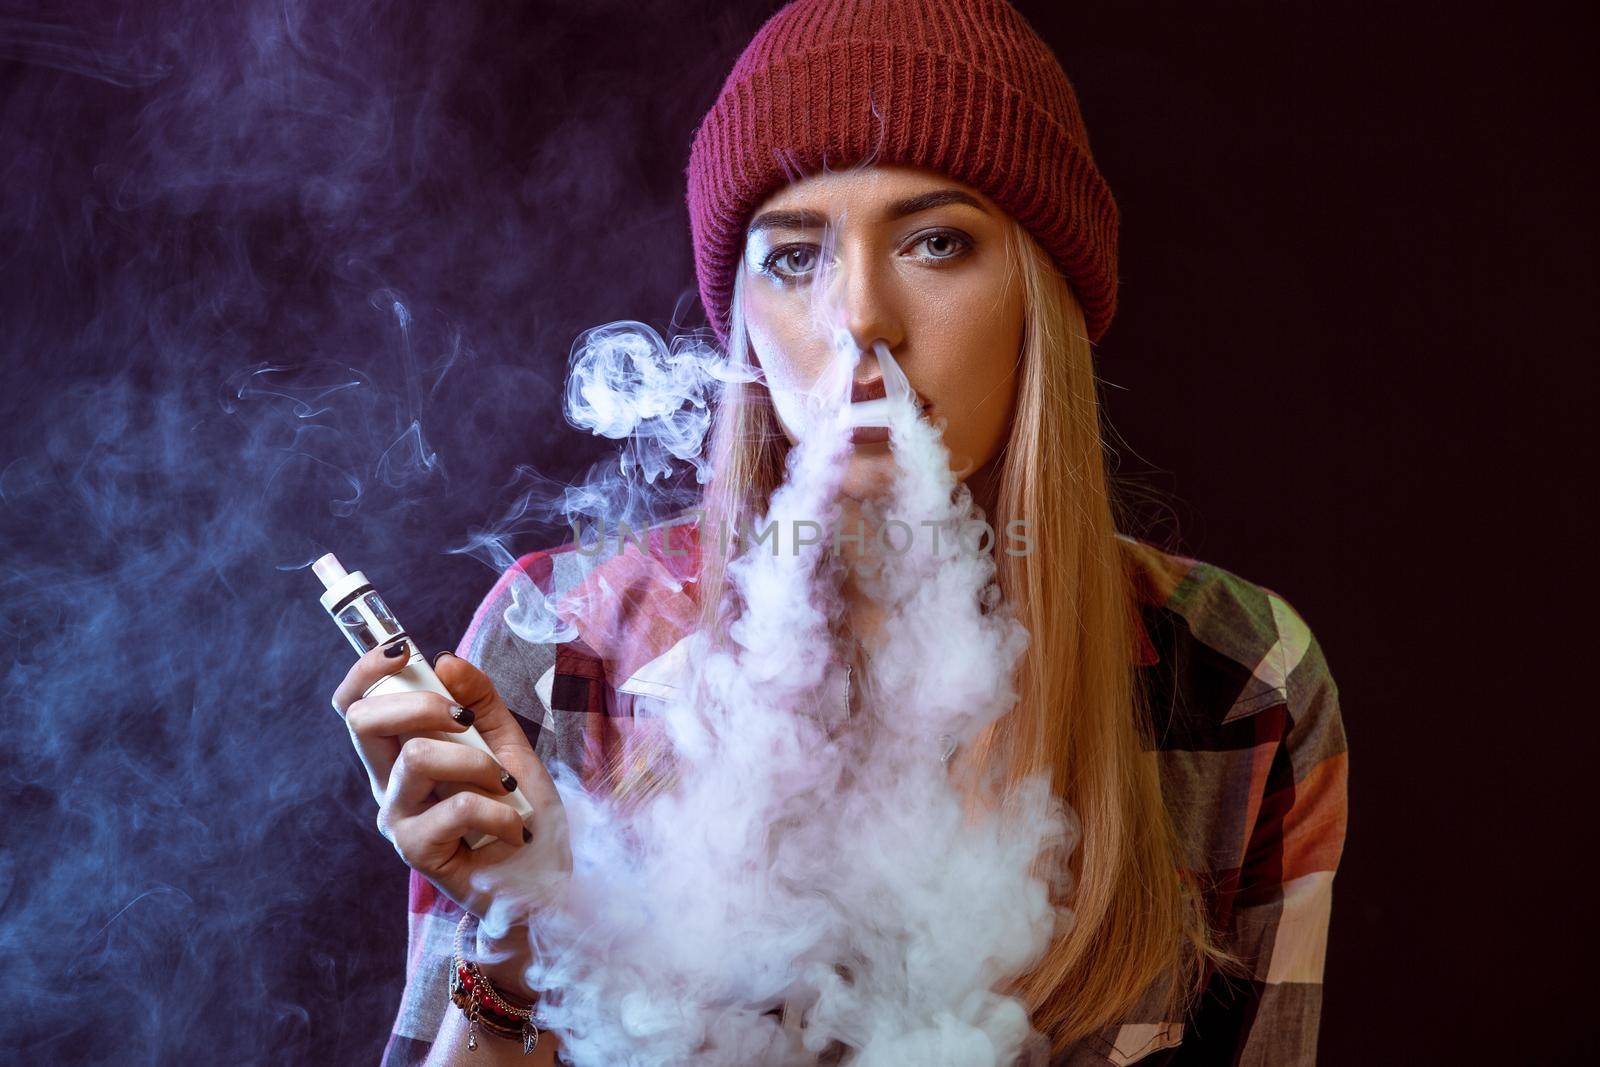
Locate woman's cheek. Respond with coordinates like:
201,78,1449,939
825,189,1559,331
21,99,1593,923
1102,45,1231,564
942,370,1015,470
769,387,809,443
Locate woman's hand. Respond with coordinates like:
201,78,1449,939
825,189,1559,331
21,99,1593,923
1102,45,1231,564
331,644,573,928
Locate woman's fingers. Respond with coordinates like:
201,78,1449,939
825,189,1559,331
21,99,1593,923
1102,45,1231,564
330,640,417,800
346,689,474,742
378,737,529,884
433,651,554,804
344,690,474,797
388,789,529,876
383,736,515,820
331,639,412,715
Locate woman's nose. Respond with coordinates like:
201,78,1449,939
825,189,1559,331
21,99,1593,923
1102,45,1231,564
823,244,903,357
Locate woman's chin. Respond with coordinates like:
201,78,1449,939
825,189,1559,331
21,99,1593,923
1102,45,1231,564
835,446,899,499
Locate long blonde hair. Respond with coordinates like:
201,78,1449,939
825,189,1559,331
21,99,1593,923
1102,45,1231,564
612,217,1236,1052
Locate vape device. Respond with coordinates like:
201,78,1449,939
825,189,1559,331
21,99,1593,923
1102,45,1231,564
314,552,535,850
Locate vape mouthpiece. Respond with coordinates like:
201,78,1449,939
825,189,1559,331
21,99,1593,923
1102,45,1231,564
847,340,914,429
312,552,349,591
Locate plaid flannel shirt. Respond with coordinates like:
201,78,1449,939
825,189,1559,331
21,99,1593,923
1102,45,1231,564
380,512,1348,1066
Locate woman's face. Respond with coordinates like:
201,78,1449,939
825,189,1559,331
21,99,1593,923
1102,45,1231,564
739,164,1025,503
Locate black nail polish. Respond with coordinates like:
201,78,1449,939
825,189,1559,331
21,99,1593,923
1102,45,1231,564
450,704,476,727
432,649,457,669
383,641,408,659
521,827,532,844
500,771,517,793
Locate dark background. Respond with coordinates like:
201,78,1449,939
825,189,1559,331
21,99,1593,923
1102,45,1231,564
0,1,1590,1063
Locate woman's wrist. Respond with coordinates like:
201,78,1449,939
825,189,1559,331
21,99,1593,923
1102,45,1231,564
475,953,538,1003
471,919,539,1002
448,910,545,1057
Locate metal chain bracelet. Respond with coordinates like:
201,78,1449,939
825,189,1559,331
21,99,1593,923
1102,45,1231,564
449,910,541,1054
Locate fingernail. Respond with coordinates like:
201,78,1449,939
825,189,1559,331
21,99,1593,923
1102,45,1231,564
383,641,409,659
450,704,476,727
500,770,517,793
433,650,457,669
521,827,532,844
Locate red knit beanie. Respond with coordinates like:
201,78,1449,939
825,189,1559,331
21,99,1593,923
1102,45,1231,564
685,0,1120,347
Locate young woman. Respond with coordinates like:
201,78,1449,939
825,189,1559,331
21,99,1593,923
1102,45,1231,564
331,2,1348,1064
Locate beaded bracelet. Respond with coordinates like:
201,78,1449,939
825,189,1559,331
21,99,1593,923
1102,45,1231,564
449,910,541,1054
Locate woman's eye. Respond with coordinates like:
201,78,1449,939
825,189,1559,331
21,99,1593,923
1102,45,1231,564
758,230,971,284
761,246,821,281
913,231,970,261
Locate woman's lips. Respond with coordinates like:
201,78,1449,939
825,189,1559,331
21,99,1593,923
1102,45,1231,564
848,425,891,445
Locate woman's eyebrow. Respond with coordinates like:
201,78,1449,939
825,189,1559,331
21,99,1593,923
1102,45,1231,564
883,188,988,220
747,207,828,235
746,188,988,236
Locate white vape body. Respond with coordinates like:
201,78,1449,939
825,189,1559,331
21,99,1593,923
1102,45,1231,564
314,552,535,850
